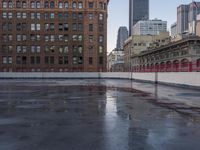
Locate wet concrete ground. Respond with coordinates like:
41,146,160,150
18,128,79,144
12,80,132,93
0,79,200,150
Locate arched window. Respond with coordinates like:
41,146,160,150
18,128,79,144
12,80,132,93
64,1,69,9
78,2,83,9
181,59,189,68
22,1,27,8
8,1,13,8
16,1,21,8
50,1,55,8
31,1,36,8
2,1,7,8
58,2,63,8
36,1,41,8
44,1,49,8
72,2,77,9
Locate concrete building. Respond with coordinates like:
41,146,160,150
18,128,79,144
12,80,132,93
0,0,109,72
132,37,200,72
124,32,170,71
177,2,200,34
196,19,200,37
177,4,189,34
107,49,124,72
129,0,149,35
116,27,128,50
132,19,167,36
171,22,177,38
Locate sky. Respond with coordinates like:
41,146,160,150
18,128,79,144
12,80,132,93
107,0,194,53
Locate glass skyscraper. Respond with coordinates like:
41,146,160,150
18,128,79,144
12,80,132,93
129,0,149,35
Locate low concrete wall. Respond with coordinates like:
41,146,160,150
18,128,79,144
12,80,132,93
157,72,200,87
0,72,200,88
0,72,99,79
100,72,131,79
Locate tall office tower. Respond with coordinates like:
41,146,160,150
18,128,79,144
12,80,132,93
177,4,189,34
129,0,149,35
188,1,200,23
116,27,128,50
0,0,109,72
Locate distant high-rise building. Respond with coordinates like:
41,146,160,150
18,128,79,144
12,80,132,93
177,4,189,34
129,0,149,35
188,1,200,23
171,22,177,38
116,27,128,50
132,19,167,36
177,1,200,34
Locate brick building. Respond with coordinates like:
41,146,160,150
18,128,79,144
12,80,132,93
0,0,109,72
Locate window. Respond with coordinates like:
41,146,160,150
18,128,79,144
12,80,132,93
16,1,21,8
99,35,103,43
64,23,69,31
31,1,36,8
2,1,7,8
58,2,63,8
89,35,93,43
89,2,93,9
78,24,83,31
99,46,103,53
44,1,49,8
72,23,77,31
72,2,77,9
57,13,62,20
50,1,55,8
99,13,103,20
89,13,93,20
89,24,93,31
31,24,40,31
2,12,7,18
2,57,12,64
50,13,55,19
64,1,69,9
8,1,13,8
31,46,40,53
22,1,27,8
78,13,83,20
99,57,103,64
89,57,93,65
78,35,83,41
36,1,40,8
78,2,83,9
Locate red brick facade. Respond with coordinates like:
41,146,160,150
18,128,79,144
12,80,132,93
0,0,109,72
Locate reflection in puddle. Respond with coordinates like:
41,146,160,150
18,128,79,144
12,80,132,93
0,79,199,150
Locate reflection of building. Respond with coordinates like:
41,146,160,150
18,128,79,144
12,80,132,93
116,27,128,50
132,19,167,36
129,0,149,35
132,37,200,72
108,49,124,72
124,32,170,71
0,0,109,72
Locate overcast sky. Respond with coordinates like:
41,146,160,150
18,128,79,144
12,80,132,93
107,0,194,53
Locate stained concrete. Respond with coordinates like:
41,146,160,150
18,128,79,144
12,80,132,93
0,79,200,150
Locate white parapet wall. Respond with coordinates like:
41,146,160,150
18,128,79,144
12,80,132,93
0,72,200,88
157,72,200,87
100,72,131,79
